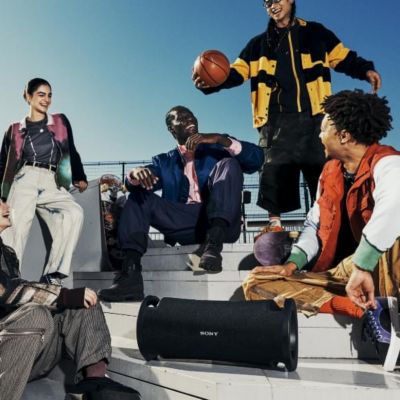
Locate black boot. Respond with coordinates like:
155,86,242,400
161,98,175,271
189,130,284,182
198,224,225,273
67,377,141,400
187,242,207,271
98,268,144,302
98,251,144,302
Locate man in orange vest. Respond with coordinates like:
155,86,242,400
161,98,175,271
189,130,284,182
245,89,400,320
243,90,400,361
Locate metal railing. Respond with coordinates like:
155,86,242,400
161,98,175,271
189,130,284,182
84,160,310,242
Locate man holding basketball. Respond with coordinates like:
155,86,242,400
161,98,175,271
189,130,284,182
98,106,264,302
193,0,381,230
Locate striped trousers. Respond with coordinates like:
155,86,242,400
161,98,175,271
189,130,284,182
0,303,111,400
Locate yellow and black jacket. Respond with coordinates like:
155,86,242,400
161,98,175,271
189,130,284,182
204,18,375,129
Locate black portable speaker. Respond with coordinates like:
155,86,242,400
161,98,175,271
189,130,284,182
136,296,298,371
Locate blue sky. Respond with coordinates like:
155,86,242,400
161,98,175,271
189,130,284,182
0,0,399,161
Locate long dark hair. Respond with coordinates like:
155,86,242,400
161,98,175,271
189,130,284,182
266,1,297,53
23,78,51,101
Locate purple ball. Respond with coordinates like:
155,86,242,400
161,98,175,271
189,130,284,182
253,231,293,266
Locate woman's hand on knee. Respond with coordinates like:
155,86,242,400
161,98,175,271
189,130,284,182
83,288,98,308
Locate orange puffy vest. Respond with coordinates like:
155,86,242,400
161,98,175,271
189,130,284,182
312,144,400,272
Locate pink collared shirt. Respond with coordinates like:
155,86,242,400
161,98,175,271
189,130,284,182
178,145,202,203
127,137,242,204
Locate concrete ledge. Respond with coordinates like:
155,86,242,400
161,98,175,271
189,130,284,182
75,270,247,301
109,348,400,400
142,243,257,271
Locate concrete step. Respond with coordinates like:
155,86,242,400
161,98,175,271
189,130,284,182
76,241,375,359
73,241,389,400
141,244,257,271
75,270,248,301
21,299,387,400
22,360,76,400
101,301,141,347
108,347,400,400
75,242,256,301
22,378,66,400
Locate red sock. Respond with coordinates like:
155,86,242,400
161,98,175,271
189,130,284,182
84,360,107,378
320,296,364,319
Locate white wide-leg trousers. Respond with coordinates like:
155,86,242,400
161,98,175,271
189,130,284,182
1,165,83,276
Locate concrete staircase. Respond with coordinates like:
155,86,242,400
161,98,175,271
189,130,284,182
75,244,258,303
20,182,400,399
72,244,400,400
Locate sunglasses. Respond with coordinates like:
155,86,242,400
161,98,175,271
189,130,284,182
263,0,282,8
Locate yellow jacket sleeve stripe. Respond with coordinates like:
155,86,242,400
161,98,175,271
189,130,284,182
231,58,250,81
327,42,350,69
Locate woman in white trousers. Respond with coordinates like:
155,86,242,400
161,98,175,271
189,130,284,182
0,78,88,285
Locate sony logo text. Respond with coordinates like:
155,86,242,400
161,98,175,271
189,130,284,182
200,331,219,337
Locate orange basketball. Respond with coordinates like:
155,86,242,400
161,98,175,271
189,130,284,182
193,50,230,87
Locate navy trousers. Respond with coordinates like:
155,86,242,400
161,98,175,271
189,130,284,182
119,158,243,254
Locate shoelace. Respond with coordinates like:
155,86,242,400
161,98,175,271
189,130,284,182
49,277,59,285
42,275,62,286
366,309,383,341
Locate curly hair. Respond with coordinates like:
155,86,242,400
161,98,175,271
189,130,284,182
321,90,393,145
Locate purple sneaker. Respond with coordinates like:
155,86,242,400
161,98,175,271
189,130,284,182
365,297,391,344
363,297,400,371
363,297,395,364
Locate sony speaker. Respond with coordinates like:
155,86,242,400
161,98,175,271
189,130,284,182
136,296,298,371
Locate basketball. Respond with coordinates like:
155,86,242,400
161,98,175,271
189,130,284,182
193,50,230,87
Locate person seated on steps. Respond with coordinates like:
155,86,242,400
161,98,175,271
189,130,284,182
0,201,141,400
0,78,88,287
243,90,400,360
98,105,264,302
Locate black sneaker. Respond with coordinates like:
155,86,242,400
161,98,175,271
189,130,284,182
67,376,141,400
198,226,224,273
187,242,207,271
40,272,64,286
98,269,144,302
